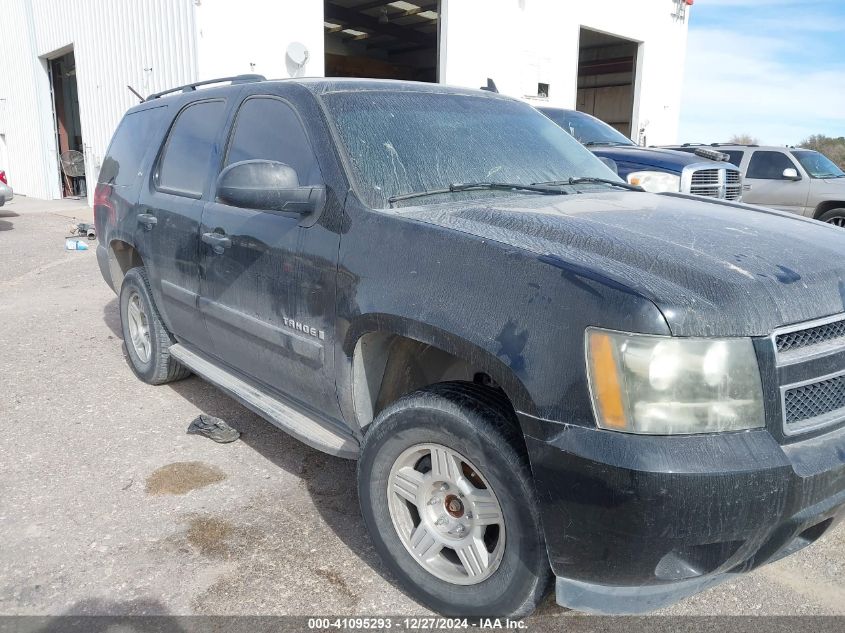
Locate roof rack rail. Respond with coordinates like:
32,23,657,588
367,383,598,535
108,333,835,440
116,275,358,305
145,74,266,101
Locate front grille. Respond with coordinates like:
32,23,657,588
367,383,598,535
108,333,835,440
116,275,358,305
783,374,845,426
684,165,743,200
776,318,845,355
775,314,845,436
725,170,742,200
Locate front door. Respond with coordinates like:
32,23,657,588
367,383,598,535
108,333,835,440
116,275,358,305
136,98,231,351
742,150,811,214
199,95,342,420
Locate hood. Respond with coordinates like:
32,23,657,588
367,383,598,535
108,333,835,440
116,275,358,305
406,192,845,337
589,146,705,174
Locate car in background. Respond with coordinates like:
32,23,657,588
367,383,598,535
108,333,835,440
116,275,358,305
662,144,845,225
0,170,13,207
538,107,743,201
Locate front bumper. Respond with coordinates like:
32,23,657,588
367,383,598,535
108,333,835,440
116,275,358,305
521,415,845,614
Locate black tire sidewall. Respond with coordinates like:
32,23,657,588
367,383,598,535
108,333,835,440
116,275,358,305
358,394,547,617
119,269,163,382
819,208,845,225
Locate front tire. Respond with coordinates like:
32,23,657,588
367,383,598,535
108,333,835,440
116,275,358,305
818,207,845,227
119,266,190,385
357,382,551,618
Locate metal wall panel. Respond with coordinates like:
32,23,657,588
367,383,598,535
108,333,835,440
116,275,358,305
0,0,198,201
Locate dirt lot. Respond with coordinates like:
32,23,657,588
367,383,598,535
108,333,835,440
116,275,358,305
1,197,843,621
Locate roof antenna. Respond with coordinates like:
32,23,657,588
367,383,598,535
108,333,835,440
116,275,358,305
127,85,144,103
480,78,498,93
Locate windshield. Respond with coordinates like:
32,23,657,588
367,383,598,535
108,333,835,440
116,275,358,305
791,150,845,178
323,91,617,208
539,108,635,147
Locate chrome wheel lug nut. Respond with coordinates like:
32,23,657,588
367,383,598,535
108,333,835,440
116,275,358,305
455,524,466,535
435,515,448,526
439,483,449,492
428,497,439,505
466,512,473,519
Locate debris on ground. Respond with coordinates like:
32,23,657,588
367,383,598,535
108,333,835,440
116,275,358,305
187,414,241,443
67,219,96,239
65,239,89,251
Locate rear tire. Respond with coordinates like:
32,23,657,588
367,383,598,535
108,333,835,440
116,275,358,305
119,266,190,385
357,382,551,618
817,207,845,227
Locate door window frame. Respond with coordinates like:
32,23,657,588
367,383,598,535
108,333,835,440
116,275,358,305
153,98,228,200
746,150,801,181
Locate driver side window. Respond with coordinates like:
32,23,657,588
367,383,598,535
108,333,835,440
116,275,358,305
746,151,797,180
224,96,323,186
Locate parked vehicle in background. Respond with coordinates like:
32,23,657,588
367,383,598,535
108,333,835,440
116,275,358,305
95,76,845,618
0,170,13,207
664,144,845,225
538,107,743,201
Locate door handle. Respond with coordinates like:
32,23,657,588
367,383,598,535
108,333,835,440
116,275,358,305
138,213,157,230
202,232,232,255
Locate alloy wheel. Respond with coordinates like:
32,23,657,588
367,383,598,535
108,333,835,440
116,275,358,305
387,443,506,585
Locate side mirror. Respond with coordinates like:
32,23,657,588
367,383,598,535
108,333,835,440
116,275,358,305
782,168,801,181
597,156,619,175
216,159,325,216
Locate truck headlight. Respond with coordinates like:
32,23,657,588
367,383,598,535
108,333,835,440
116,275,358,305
626,171,681,193
585,328,765,434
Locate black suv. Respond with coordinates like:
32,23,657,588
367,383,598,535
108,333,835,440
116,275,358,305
95,76,845,618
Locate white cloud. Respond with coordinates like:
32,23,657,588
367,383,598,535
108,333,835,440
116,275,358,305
678,22,845,145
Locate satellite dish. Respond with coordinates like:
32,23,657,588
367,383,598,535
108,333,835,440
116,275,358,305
286,42,309,67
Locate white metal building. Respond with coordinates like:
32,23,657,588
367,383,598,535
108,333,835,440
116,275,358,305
0,0,692,204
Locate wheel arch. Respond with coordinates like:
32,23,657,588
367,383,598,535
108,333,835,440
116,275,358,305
343,313,537,430
108,239,145,290
813,201,845,220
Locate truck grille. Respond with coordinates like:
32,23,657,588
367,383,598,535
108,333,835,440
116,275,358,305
783,374,845,425
776,317,845,355
682,164,743,200
774,314,845,435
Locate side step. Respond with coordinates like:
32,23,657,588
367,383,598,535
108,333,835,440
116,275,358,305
169,344,359,459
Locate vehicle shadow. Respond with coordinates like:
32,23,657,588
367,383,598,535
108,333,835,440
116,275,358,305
0,208,18,231
165,376,389,577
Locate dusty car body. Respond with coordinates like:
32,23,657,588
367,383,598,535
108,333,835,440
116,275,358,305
95,77,845,617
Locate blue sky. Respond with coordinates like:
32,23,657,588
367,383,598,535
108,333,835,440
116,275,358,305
678,0,845,145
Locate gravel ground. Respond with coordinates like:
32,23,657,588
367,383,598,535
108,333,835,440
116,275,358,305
0,197,843,624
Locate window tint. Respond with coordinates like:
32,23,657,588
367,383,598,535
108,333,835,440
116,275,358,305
724,151,744,167
746,151,797,180
225,97,322,185
157,100,227,197
100,106,166,187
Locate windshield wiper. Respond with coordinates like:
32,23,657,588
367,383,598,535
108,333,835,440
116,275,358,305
387,182,569,206
534,177,643,192
583,141,629,147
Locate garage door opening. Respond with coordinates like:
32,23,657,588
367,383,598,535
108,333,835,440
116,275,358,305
48,48,86,198
324,1,439,82
576,28,639,140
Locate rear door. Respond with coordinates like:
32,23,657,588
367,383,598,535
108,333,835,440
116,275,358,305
136,98,232,351
742,150,811,214
198,93,342,420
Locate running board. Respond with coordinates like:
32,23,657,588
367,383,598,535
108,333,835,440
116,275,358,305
169,344,359,459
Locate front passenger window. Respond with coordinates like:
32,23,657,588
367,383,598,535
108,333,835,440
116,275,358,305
225,97,322,186
746,151,798,180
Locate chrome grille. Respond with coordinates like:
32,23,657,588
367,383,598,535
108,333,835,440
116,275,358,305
783,374,845,425
682,164,743,200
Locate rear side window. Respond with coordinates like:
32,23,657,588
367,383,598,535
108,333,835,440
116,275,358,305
99,106,166,186
224,97,322,185
724,151,744,167
156,100,227,198
746,151,797,180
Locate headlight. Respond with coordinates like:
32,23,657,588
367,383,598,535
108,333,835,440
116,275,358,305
626,171,681,193
585,328,765,434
